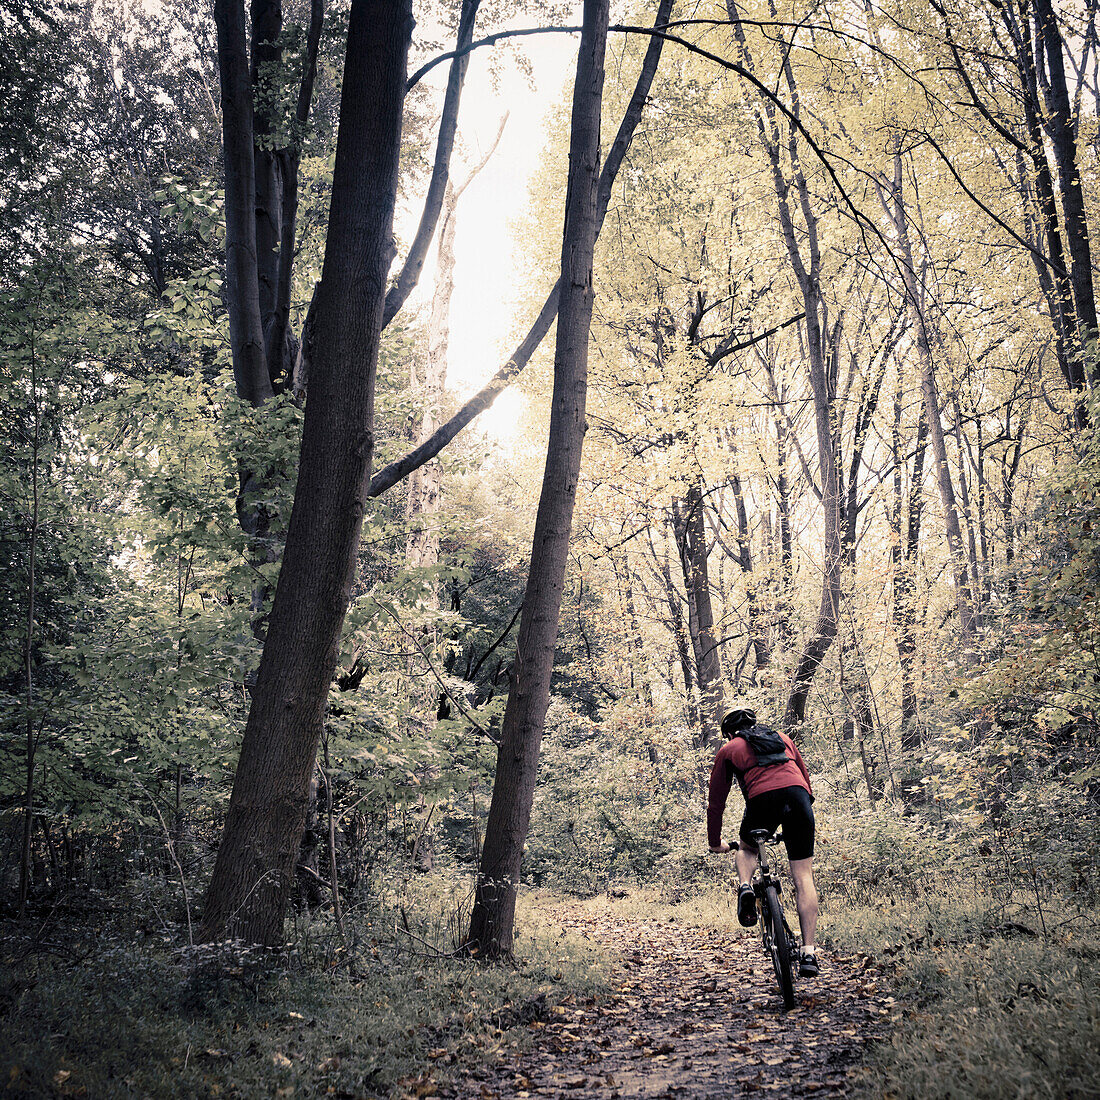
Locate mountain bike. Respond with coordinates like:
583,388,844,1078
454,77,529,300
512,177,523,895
733,828,800,1010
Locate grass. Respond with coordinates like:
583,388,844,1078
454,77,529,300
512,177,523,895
3,831,1098,1098
829,887,1100,1100
0,885,610,1099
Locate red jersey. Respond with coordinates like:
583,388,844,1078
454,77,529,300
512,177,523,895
707,731,813,848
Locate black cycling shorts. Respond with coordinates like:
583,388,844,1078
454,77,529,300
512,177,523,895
739,785,815,861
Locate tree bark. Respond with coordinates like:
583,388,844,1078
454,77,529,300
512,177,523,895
891,382,928,747
1032,0,1098,364
650,532,701,733
199,0,411,945
672,482,724,744
465,0,608,959
214,0,272,407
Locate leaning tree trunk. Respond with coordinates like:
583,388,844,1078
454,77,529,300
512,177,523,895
199,0,411,945
465,0,608,959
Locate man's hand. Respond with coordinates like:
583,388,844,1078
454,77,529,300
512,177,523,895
709,842,731,853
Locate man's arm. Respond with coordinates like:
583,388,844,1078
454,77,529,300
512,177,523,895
788,737,813,799
706,749,734,849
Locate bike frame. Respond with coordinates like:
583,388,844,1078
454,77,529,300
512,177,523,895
734,828,799,1009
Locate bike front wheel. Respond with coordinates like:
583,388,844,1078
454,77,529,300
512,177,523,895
761,884,795,1009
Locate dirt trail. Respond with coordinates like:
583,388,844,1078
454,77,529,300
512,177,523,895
438,901,895,1099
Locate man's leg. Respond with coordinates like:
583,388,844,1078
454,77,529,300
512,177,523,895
788,857,818,949
734,842,759,887
734,838,760,926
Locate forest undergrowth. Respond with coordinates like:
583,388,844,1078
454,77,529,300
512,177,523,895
0,881,610,1098
3,776,1098,1099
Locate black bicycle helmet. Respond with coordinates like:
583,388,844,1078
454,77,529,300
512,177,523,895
721,708,757,736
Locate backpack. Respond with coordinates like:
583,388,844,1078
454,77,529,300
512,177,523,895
736,723,790,767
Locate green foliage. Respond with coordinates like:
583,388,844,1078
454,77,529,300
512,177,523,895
524,700,702,894
824,884,1100,1100
0,892,608,1100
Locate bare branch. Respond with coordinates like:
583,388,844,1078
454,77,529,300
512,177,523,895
384,0,481,327
369,0,676,498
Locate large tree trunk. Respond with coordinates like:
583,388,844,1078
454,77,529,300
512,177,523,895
465,0,608,959
199,0,411,945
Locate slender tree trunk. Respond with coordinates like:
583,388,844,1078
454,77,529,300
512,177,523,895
840,620,875,776
251,0,285,386
1033,0,1099,367
950,399,984,622
215,0,272,407
1002,400,1028,588
383,0,481,325
727,0,844,727
199,0,411,944
655,537,701,732
892,383,928,747
465,0,608,960
18,330,40,917
672,482,724,744
773,405,794,650
784,343,844,726
883,151,981,642
729,462,771,673
618,559,652,706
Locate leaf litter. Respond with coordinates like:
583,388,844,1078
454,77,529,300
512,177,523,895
435,901,894,1099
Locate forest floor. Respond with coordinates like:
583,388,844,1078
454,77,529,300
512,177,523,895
435,899,895,1099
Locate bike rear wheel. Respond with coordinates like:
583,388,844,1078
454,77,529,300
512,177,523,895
761,884,795,1009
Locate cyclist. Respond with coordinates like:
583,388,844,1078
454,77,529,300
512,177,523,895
707,707,820,977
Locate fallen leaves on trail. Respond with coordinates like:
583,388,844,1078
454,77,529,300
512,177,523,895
436,902,895,1099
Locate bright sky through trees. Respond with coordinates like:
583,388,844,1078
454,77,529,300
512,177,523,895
402,14,580,440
